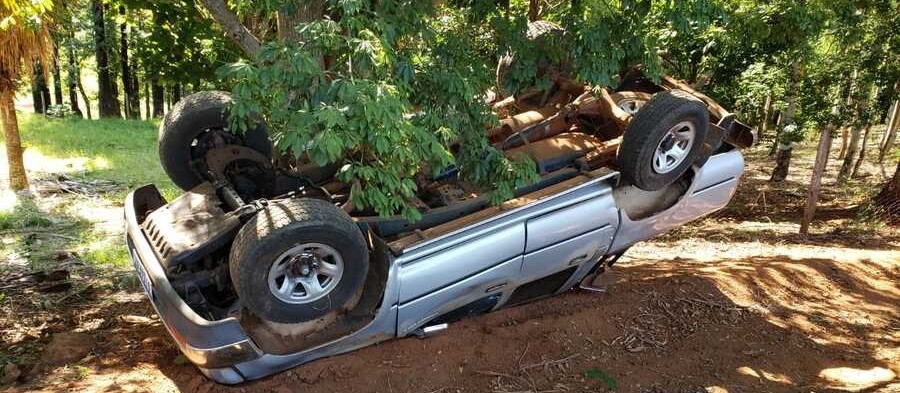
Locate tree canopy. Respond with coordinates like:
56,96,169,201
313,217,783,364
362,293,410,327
5,0,898,215
219,0,763,219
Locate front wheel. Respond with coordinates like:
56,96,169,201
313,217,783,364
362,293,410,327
229,198,369,324
617,90,710,191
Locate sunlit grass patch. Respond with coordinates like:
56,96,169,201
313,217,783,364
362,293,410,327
0,196,91,271
9,114,178,202
0,199,53,230
81,244,131,269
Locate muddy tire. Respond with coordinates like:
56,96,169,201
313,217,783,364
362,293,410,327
159,91,271,191
229,198,369,324
618,90,709,191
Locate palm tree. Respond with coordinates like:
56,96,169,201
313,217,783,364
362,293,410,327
0,0,53,190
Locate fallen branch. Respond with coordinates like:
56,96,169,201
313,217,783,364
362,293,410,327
519,353,581,371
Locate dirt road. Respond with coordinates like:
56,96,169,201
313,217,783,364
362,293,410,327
9,233,898,393
2,143,899,392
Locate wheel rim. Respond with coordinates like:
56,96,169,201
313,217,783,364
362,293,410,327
653,121,696,174
617,98,646,115
267,243,344,304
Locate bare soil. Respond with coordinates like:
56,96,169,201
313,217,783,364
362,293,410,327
2,140,899,393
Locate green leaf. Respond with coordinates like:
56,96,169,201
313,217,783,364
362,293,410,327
584,368,618,390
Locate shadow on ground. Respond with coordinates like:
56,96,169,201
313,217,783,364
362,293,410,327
9,248,897,393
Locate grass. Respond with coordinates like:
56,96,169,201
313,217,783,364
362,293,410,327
0,197,91,272
0,199,53,230
13,114,178,202
0,114,180,273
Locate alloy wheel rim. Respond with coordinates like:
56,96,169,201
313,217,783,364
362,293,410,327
267,242,344,304
653,121,696,174
617,98,646,115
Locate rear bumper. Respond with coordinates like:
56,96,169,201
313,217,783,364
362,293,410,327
125,185,260,370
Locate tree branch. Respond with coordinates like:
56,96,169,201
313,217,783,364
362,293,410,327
198,0,261,56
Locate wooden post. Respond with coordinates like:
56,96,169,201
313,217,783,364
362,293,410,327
800,126,833,234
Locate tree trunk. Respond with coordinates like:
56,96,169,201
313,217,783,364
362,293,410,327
769,113,783,156
883,99,898,148
77,76,92,120
874,160,900,224
151,80,164,118
770,147,792,182
850,125,872,179
837,126,862,183
276,1,325,42
119,6,140,119
879,98,899,163
51,45,63,107
760,93,772,138
143,82,150,119
770,60,801,182
1,88,29,190
92,0,121,118
31,59,51,114
172,84,182,104
66,39,83,118
199,0,262,56
528,0,540,21
800,126,833,234
30,75,44,114
119,6,131,119
838,126,849,159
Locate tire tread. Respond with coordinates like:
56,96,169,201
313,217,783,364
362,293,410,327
229,198,368,323
618,90,709,190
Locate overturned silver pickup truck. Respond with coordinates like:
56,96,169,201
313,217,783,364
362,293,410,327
125,68,754,384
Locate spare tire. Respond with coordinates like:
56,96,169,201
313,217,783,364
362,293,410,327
159,91,271,191
617,90,709,191
229,198,369,324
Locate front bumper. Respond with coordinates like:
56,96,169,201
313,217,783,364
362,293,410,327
125,185,261,369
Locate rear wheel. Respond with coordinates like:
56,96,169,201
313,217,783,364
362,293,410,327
610,91,652,115
229,198,369,324
617,90,709,191
159,91,271,191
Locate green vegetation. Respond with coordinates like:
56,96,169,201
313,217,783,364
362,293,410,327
3,0,897,221
218,0,897,218
584,367,619,390
15,114,177,201
0,199,53,230
0,197,89,271
224,1,732,218
1,115,175,272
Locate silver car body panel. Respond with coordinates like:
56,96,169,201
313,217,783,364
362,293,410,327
397,224,525,303
125,149,745,384
609,150,744,254
398,256,522,336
